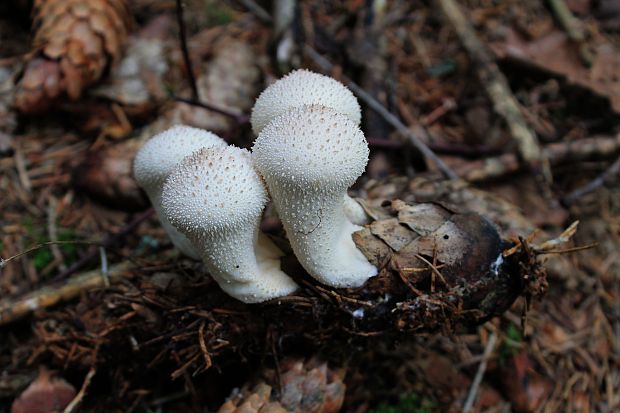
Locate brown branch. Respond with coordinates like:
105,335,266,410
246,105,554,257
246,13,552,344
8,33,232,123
303,45,459,181
174,96,250,125
175,0,199,101
547,0,593,66
437,0,552,184
0,262,134,326
454,133,620,182
562,154,620,206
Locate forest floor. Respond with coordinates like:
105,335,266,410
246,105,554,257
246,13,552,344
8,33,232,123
0,0,619,412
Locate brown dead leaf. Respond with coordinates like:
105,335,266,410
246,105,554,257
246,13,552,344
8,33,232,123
11,367,76,413
369,218,416,251
492,29,620,113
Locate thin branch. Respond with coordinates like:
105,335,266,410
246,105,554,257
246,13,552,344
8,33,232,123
303,45,459,180
437,0,552,184
175,0,199,101
63,367,97,413
0,262,134,326
0,240,101,269
547,0,592,66
51,208,154,281
562,154,620,206
237,0,272,23
463,332,498,412
454,133,620,182
174,96,250,125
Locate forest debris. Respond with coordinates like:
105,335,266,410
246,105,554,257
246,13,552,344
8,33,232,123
499,351,553,412
562,154,620,205
437,0,551,183
595,0,620,31
304,45,459,181
547,0,593,65
217,358,345,413
90,23,172,106
535,221,579,252
10,367,76,413
369,219,415,252
73,136,147,210
462,332,497,413
455,133,620,182
0,262,133,326
14,0,133,114
365,177,582,285
492,28,620,113
75,35,261,209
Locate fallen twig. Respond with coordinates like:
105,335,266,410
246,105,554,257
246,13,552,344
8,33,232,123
174,96,250,125
174,0,250,125
51,208,154,281
437,0,552,184
303,45,459,180
63,367,97,413
463,332,497,412
562,154,620,206
547,0,593,66
175,0,199,101
454,133,620,182
0,262,133,326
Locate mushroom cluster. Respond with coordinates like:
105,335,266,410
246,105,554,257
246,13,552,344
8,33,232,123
133,69,377,302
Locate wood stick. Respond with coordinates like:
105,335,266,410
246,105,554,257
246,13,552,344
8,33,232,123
437,0,552,184
303,45,459,181
0,262,133,326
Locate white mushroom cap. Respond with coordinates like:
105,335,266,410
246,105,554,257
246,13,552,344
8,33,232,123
251,69,369,225
133,125,227,259
251,69,361,135
252,105,377,288
161,146,298,303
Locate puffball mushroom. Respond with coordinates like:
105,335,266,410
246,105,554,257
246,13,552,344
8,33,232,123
251,68,369,225
252,105,378,288
133,125,227,259
161,146,298,303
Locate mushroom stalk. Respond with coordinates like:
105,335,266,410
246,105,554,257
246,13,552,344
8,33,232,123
253,105,377,288
162,146,298,303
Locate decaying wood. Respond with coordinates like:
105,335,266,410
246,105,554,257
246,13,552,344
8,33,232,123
437,0,551,183
0,262,132,326
455,133,620,182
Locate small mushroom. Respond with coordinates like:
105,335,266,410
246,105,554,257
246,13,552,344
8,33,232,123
161,146,298,303
133,125,227,259
251,69,368,225
252,105,378,288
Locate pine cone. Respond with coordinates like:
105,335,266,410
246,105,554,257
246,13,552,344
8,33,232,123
218,359,346,413
14,0,132,114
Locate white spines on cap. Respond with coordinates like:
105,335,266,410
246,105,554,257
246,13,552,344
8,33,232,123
161,146,298,303
251,69,369,225
252,105,377,288
251,69,361,135
133,125,227,259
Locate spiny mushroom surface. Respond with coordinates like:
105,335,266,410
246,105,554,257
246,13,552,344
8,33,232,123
252,105,377,288
161,146,298,303
251,69,368,225
133,125,227,259
251,69,361,135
